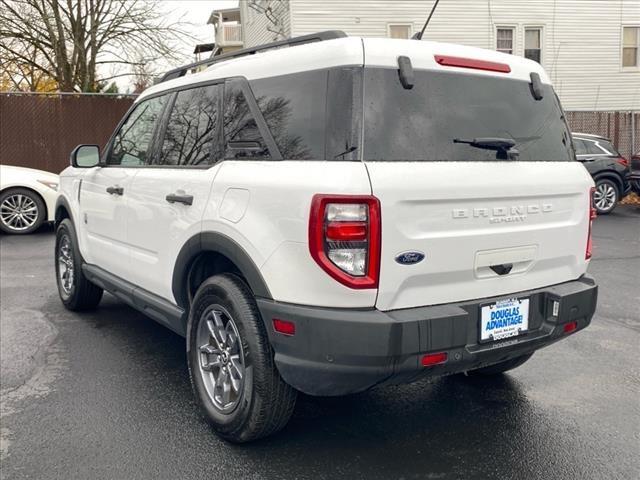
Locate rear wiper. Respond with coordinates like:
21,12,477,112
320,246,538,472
334,145,358,159
453,137,519,160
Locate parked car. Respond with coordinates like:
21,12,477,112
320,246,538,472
54,32,598,442
572,133,630,214
0,164,58,234
628,151,640,195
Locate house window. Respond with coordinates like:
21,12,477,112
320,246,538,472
388,24,412,39
525,28,542,63
622,26,639,67
497,28,514,54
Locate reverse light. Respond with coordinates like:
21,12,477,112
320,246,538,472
563,321,578,334
273,318,295,336
434,54,511,73
586,187,596,260
309,195,381,289
421,352,448,367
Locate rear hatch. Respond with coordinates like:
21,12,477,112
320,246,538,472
361,41,593,311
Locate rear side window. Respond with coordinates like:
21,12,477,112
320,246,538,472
575,138,618,156
363,68,574,161
223,80,271,159
598,139,620,156
573,138,589,155
107,95,167,166
158,85,221,166
250,70,327,160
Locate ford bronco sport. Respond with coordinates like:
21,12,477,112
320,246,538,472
55,31,598,442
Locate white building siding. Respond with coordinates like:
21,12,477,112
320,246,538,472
242,0,640,111
241,0,292,48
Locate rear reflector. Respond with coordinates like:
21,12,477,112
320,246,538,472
273,318,295,336
563,321,578,334
421,352,448,367
616,157,629,168
434,54,511,73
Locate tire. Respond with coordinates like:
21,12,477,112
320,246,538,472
55,218,103,310
0,188,46,234
187,273,297,443
465,353,533,376
593,178,619,214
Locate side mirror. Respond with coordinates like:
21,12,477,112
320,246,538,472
70,144,100,168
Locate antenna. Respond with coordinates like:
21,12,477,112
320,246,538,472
412,0,441,40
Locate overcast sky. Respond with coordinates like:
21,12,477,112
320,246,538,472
110,0,239,91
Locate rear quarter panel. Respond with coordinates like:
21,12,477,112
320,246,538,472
202,160,377,308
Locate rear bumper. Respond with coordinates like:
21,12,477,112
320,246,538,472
257,275,597,396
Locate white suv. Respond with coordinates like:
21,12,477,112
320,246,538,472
55,32,598,442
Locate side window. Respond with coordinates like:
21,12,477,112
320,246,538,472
158,85,221,166
573,138,588,155
388,24,412,39
223,80,271,159
496,27,514,55
250,70,328,160
524,28,542,63
583,140,606,155
107,96,167,166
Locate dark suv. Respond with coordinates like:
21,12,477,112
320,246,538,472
629,152,640,195
572,133,630,214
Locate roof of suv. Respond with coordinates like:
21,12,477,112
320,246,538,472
139,36,551,102
572,132,611,142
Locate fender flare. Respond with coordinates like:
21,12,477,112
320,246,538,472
172,232,272,310
54,195,75,226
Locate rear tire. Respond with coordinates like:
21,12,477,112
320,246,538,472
465,353,533,376
55,218,103,310
593,178,619,214
0,188,46,234
187,273,297,443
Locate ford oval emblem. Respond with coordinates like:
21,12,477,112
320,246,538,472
395,251,425,265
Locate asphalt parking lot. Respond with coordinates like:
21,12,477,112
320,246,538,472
1,205,638,480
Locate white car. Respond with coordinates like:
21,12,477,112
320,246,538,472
0,164,59,234
55,32,598,442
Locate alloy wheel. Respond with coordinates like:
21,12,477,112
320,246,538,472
57,234,75,295
594,182,617,212
0,194,39,231
197,305,246,412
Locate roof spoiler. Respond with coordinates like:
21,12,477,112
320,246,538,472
159,30,348,84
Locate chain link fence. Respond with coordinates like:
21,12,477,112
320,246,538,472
0,92,136,174
1,93,638,174
566,110,639,159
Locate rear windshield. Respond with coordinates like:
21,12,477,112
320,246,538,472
363,68,574,161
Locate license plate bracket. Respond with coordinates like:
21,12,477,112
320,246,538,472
479,297,530,343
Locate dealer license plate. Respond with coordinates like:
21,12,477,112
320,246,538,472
480,298,529,342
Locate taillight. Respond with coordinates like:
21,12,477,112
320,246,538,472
586,187,596,260
616,157,629,168
309,194,381,289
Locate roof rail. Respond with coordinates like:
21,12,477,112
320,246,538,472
159,30,348,83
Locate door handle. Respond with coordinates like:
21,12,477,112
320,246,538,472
165,193,193,206
106,185,124,195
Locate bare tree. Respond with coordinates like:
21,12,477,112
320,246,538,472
0,39,57,91
0,0,194,92
131,53,156,94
